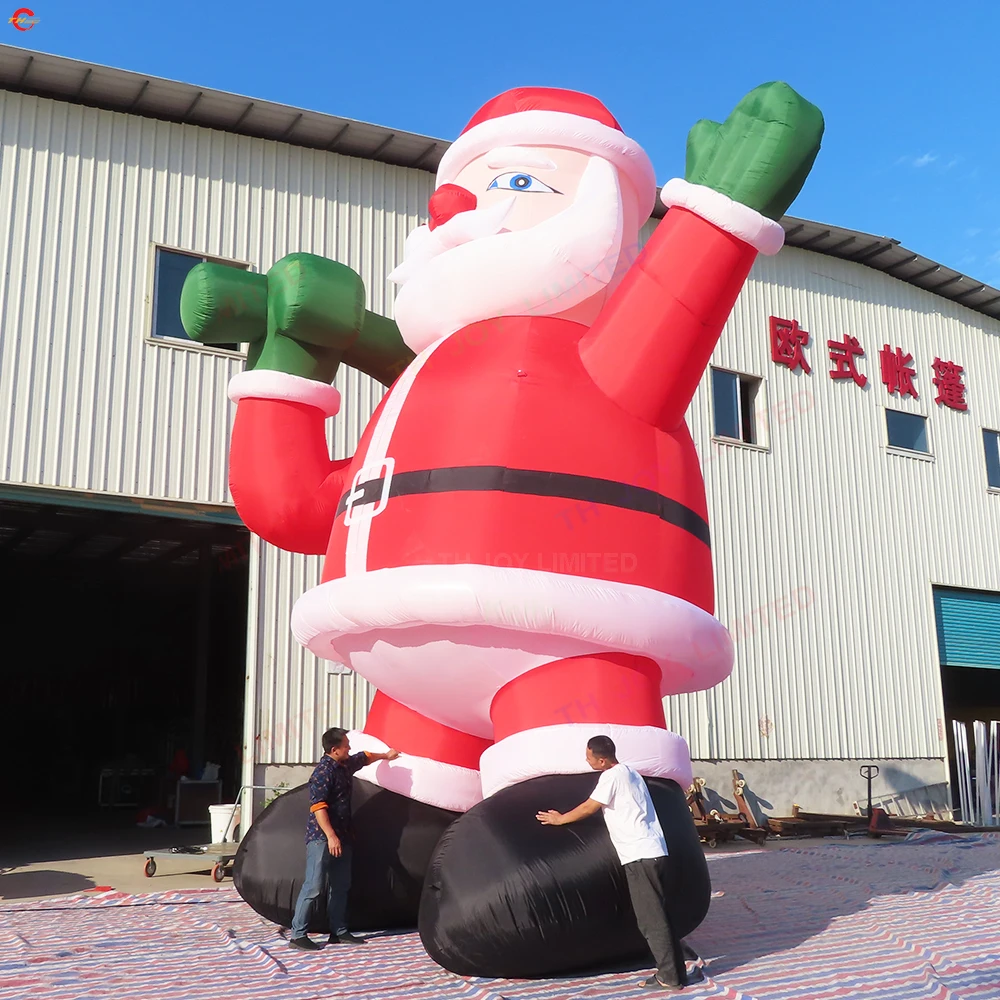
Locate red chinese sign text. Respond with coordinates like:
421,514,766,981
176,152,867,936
879,345,919,399
827,335,868,388
769,316,811,374
767,314,969,410
931,358,968,411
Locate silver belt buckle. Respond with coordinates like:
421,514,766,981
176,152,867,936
344,458,395,526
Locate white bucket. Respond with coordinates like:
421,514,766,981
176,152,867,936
209,803,241,844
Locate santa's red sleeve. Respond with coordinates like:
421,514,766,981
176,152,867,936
227,370,352,555
579,179,785,432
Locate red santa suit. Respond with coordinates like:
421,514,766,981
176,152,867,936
226,89,785,814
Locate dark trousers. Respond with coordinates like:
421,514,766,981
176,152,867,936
623,856,685,986
290,839,353,939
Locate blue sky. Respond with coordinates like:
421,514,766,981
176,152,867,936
8,1,1000,286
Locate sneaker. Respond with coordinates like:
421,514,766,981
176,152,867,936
328,932,366,945
681,941,703,963
288,936,323,951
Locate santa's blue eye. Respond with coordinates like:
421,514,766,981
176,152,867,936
487,172,560,194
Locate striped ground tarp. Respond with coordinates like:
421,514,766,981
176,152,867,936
2,831,999,1000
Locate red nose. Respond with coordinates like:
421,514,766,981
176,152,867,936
428,184,478,231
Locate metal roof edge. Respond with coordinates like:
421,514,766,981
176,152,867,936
776,215,1000,323
2,44,997,323
0,43,450,171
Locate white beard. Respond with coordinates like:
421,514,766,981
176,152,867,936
389,156,626,354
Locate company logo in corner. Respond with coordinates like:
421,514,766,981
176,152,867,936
9,7,39,30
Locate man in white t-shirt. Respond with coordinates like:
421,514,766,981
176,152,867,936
536,734,688,991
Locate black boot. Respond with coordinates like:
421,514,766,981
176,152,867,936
233,779,458,933
328,932,367,945
287,935,323,952
418,774,709,979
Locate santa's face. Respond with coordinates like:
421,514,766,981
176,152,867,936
389,145,642,354
453,146,593,233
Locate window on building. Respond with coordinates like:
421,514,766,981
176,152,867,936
885,409,929,454
984,430,1000,489
150,248,245,352
712,368,761,445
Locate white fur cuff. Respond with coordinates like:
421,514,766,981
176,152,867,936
347,730,483,813
659,178,785,256
479,723,694,799
228,369,342,417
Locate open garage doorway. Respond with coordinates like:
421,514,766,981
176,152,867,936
0,491,250,864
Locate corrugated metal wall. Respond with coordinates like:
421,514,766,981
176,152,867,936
6,88,1000,771
0,90,426,766
0,89,428,504
673,245,1000,762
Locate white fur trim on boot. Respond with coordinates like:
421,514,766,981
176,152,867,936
659,178,785,256
228,369,342,417
347,730,482,813
479,724,693,799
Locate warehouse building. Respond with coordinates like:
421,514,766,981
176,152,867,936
2,46,999,831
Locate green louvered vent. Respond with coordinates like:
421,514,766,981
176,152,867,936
933,587,1000,670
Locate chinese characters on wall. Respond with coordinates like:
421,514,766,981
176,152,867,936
769,316,968,411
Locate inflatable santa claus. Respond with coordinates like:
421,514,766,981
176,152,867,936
183,81,823,978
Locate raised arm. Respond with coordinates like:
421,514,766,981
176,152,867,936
580,206,760,432
580,82,824,432
181,253,414,554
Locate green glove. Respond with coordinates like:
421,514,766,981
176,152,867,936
179,253,415,387
684,81,824,221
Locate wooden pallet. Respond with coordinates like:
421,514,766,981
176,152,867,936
770,807,1000,839
693,817,746,848
687,775,768,847
766,816,859,838
731,770,768,844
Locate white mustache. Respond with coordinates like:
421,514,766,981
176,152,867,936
388,196,516,285
391,156,624,354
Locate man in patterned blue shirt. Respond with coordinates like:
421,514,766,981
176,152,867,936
289,727,400,951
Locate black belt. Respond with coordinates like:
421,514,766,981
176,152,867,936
336,465,711,547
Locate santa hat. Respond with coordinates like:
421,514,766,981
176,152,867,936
436,87,658,222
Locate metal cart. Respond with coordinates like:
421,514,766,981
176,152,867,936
141,784,287,882
142,843,239,882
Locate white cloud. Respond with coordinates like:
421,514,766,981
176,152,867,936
913,153,937,167
966,228,983,238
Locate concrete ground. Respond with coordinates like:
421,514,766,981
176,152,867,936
1,813,832,903
0,811,232,902
0,850,233,902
